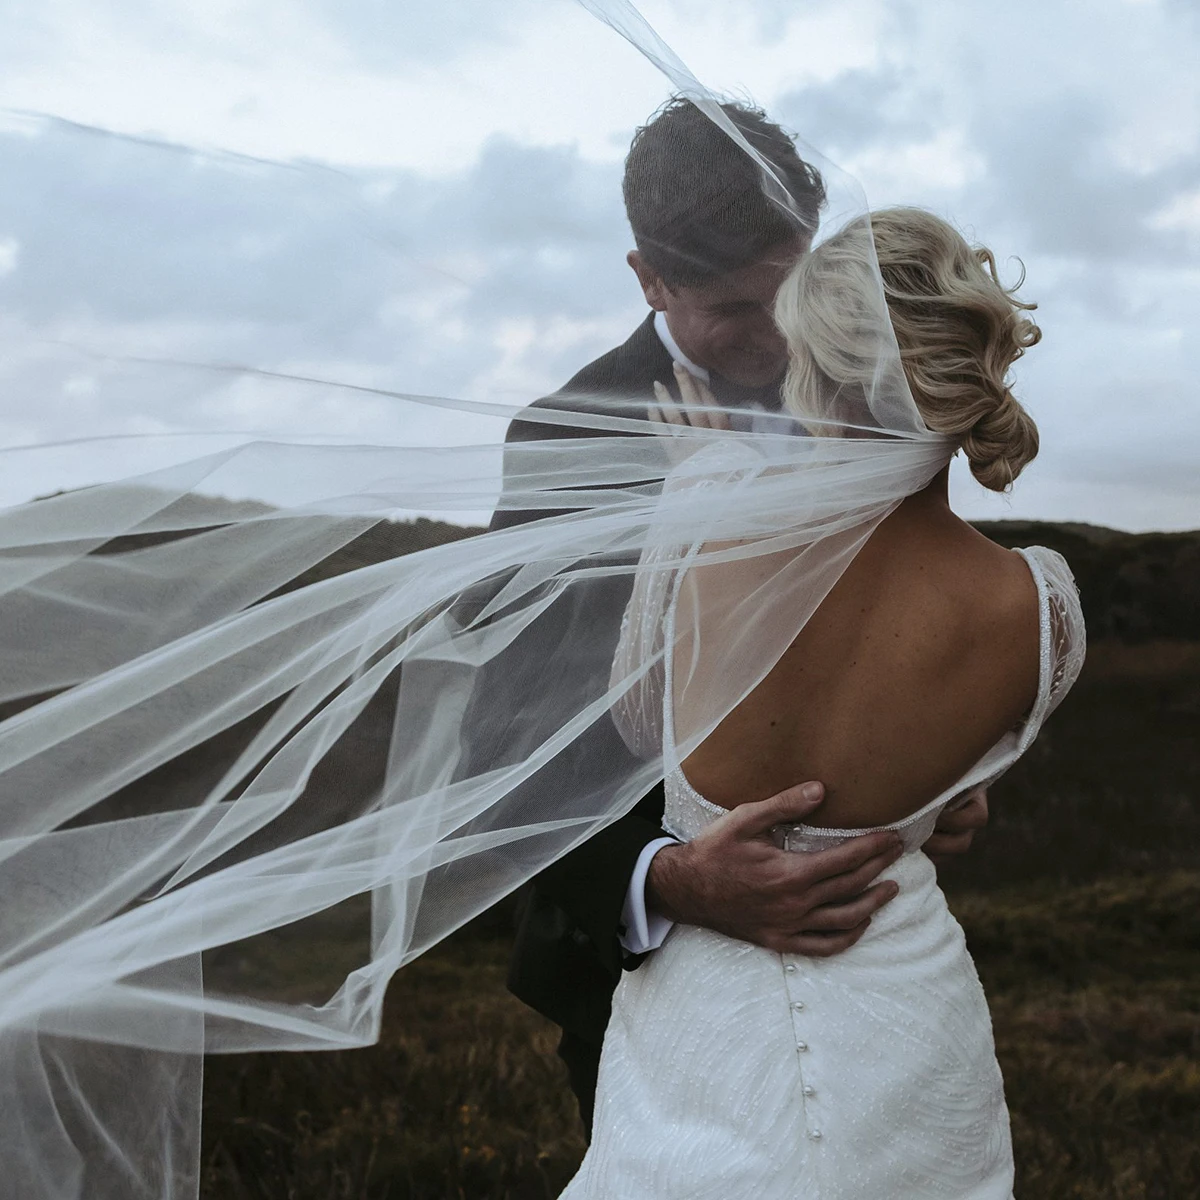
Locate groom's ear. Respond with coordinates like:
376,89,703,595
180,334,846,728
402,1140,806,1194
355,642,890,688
627,250,671,312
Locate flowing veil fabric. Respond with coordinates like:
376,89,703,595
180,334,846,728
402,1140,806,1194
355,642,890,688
0,2,956,1195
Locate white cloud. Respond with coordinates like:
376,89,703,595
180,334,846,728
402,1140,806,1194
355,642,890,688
0,1,668,170
0,0,1196,531
0,237,18,277
1150,188,1200,238
763,0,1200,530
0,115,643,508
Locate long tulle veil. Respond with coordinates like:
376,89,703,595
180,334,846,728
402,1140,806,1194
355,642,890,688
0,2,953,1195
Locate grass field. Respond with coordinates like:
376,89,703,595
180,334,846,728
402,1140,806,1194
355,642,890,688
199,624,1200,1199
200,871,1200,1199
9,506,1191,1195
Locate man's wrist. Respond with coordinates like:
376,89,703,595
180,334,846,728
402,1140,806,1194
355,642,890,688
645,840,693,925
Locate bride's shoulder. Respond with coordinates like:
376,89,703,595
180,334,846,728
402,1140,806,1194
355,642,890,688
1010,544,1083,603
1010,544,1088,663
933,535,1054,649
1010,544,1088,712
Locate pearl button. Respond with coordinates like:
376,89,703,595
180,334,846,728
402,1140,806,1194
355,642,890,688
792,1001,805,1011
785,964,797,973
803,1085,815,1097
796,1041,808,1051
809,1129,823,1141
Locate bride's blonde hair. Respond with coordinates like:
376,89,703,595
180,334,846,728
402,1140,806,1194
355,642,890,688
775,206,1041,492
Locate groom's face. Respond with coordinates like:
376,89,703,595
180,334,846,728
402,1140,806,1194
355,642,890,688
629,238,807,388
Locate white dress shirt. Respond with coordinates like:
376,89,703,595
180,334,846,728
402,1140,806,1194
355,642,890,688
654,310,710,381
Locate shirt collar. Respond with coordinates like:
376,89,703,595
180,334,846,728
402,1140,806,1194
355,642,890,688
653,311,710,384
651,311,798,435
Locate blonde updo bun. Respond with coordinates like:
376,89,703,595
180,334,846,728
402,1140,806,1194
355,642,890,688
776,206,1041,492
960,391,1040,492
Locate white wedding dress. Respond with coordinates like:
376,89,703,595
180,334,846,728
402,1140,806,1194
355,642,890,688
560,545,1086,1199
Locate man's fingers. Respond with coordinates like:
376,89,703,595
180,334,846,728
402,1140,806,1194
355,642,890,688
802,846,904,908
725,782,826,837
773,919,872,959
774,827,904,884
923,789,986,860
651,381,686,427
931,806,984,835
923,830,974,860
794,880,898,932
934,789,988,834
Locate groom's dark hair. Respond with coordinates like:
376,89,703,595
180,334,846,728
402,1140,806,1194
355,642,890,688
623,97,826,288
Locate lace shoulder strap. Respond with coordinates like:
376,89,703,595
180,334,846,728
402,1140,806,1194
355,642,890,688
616,557,691,770
1014,545,1087,753
609,542,674,762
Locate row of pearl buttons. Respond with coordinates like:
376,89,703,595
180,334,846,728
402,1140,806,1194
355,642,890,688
785,960,821,1142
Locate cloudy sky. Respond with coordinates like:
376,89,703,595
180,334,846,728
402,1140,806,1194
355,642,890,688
0,0,1197,529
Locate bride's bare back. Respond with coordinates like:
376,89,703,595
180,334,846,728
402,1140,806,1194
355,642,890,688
680,477,1041,829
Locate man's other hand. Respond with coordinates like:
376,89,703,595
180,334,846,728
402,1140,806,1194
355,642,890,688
922,787,989,868
645,782,903,957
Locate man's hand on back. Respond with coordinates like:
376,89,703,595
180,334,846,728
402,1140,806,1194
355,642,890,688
922,787,989,868
645,782,904,957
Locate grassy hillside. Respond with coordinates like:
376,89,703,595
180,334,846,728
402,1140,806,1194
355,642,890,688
937,522,1200,893
190,517,1199,1198
15,507,1197,1196
200,872,1200,1199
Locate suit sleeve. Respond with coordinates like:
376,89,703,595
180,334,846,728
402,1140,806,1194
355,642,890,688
532,782,668,976
485,397,669,977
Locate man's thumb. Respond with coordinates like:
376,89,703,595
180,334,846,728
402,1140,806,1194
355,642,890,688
730,781,825,837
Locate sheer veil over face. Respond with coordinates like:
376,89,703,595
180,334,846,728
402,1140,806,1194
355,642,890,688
0,3,956,1196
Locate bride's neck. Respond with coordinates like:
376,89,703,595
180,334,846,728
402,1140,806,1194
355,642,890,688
903,464,952,514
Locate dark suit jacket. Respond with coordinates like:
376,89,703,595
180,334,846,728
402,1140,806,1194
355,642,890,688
493,312,782,1048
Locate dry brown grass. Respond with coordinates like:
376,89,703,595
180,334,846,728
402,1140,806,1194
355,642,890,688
202,936,585,1199
187,518,1198,1197
200,870,1200,1199
962,873,1200,1199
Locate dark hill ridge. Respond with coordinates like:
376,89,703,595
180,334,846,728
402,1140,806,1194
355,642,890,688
136,509,1197,642
308,516,1200,644
293,516,1200,643
35,483,1200,642
975,521,1200,643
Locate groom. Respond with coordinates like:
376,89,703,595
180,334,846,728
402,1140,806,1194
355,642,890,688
491,98,988,1132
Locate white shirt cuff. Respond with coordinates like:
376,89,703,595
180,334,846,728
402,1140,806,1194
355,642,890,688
619,836,680,955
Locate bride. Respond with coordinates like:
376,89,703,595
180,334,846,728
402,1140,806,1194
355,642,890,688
560,208,1085,1197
